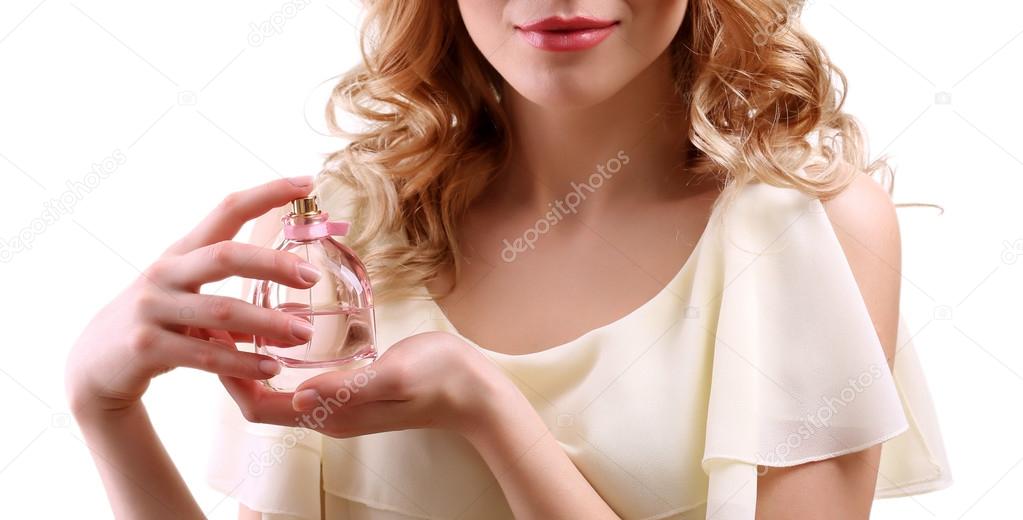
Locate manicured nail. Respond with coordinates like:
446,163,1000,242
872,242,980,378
289,175,313,187
259,359,281,376
293,389,319,411
297,262,321,284
290,319,314,341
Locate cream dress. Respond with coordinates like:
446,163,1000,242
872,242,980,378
207,174,952,519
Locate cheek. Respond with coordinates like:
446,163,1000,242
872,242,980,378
625,0,689,55
456,0,509,57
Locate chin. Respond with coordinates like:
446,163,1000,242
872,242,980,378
508,76,621,110
502,57,635,110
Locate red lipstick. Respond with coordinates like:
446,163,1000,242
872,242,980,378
515,16,618,52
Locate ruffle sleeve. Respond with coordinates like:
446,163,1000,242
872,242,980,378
207,393,324,520
700,183,951,518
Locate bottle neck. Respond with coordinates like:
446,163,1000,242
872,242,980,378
282,212,327,242
284,211,326,226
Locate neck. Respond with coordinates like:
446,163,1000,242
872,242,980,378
496,51,690,210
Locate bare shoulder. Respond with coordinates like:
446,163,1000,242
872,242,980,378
822,171,901,257
823,171,902,364
755,173,902,518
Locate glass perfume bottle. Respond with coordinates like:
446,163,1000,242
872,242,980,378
251,195,377,392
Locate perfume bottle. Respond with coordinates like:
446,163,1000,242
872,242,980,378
251,195,377,392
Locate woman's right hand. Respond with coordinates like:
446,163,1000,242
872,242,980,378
66,176,322,418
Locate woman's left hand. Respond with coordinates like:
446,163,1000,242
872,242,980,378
219,329,622,519
218,331,510,438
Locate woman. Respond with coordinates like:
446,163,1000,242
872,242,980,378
66,1,952,518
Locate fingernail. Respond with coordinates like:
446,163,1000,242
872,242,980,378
293,389,319,411
291,319,314,341
289,175,313,187
259,359,281,376
297,262,321,284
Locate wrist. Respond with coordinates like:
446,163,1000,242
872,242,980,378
438,335,542,448
71,403,147,444
455,361,534,449
67,381,142,427
459,377,555,485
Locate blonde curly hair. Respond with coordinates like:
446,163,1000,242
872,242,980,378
318,0,889,300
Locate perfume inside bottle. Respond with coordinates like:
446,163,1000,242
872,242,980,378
252,195,377,392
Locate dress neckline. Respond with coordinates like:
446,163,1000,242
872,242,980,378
423,188,726,359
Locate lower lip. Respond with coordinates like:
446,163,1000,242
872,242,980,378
516,24,617,52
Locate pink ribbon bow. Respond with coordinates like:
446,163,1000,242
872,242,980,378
283,214,350,240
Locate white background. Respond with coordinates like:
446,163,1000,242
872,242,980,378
1,0,1020,518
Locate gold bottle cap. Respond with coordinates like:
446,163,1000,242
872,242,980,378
291,196,320,217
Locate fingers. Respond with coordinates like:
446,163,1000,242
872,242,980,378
220,376,303,426
306,400,415,438
144,328,282,380
224,329,299,347
149,293,314,346
164,176,314,257
292,362,385,411
222,371,406,437
185,327,295,348
159,240,321,291
324,401,419,437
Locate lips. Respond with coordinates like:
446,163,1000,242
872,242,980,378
515,16,619,52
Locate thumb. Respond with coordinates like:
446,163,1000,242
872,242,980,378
291,362,383,411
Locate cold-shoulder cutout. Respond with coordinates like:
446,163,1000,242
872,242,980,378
823,173,903,364
702,180,950,518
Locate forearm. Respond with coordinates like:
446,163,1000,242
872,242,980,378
74,403,204,519
463,382,619,520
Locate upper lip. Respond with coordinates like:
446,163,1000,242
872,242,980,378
516,16,617,32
